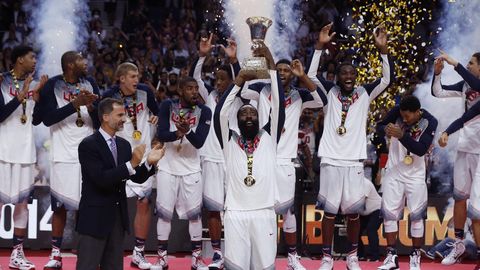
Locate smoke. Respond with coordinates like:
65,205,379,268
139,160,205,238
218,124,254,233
415,0,480,194
221,0,301,63
23,0,91,76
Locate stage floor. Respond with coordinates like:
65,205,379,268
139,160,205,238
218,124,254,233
0,250,477,269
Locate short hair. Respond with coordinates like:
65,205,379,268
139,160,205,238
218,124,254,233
473,52,480,64
336,62,356,75
399,95,421,112
178,76,197,90
276,59,291,66
215,65,233,80
61,51,80,72
11,45,34,63
115,62,138,79
98,98,123,122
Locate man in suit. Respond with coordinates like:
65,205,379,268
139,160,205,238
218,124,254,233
76,97,165,270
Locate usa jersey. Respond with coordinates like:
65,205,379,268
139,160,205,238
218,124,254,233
307,49,394,163
102,84,158,149
242,83,326,159
431,64,480,154
156,100,211,175
36,75,99,163
377,107,438,183
214,71,285,211
0,72,39,163
190,56,242,162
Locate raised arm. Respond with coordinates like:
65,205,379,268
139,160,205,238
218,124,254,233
445,100,480,135
437,49,480,90
214,83,241,149
267,70,285,144
291,59,327,109
431,58,463,98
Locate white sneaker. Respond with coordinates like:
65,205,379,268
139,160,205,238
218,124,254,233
346,254,362,270
441,240,465,265
9,246,35,270
377,252,399,270
150,250,168,270
287,252,306,270
207,250,224,269
409,250,421,270
44,248,62,269
131,246,152,269
318,255,334,270
191,250,209,270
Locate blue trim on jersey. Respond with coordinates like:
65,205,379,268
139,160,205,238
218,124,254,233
0,72,22,123
456,64,480,91
430,74,464,97
363,55,395,95
445,99,480,135
297,86,328,106
102,83,159,115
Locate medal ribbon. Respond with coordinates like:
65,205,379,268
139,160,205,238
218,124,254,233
337,92,354,129
237,135,260,178
63,77,83,126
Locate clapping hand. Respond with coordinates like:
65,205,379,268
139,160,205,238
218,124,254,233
32,75,48,102
131,144,146,167
385,123,404,139
147,143,166,165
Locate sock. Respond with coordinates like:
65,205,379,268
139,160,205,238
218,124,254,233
348,242,358,255
322,245,332,257
158,241,168,253
191,241,202,253
412,247,421,255
455,228,465,240
211,240,221,251
287,244,297,255
51,237,63,250
13,235,24,248
387,246,397,255
135,237,146,249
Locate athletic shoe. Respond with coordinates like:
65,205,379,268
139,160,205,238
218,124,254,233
346,254,362,270
44,248,62,269
9,246,35,270
317,255,333,270
131,246,152,269
191,250,208,270
287,252,306,270
207,250,224,269
441,240,465,265
150,250,168,270
409,250,421,270
377,252,399,270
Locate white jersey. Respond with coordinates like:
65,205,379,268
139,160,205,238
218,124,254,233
157,100,211,175
307,50,393,164
432,73,480,154
0,72,37,164
381,108,437,183
224,131,278,210
42,75,97,163
242,83,325,160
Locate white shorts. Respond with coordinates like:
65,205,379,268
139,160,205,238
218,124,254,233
467,163,480,220
202,160,226,211
453,152,480,200
125,177,153,199
0,161,34,204
274,163,296,214
381,172,427,221
155,171,203,221
50,162,82,211
317,164,365,214
224,208,276,270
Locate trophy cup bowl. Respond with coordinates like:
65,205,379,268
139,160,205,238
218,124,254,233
242,16,273,79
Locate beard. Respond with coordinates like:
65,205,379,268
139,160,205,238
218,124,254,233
238,119,259,141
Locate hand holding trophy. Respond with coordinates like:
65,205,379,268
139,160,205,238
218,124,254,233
242,16,273,79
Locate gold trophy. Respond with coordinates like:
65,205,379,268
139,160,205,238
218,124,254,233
242,16,273,79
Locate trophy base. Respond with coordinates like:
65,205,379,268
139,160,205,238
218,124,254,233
242,57,270,79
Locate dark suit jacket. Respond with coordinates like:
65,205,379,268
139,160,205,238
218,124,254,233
76,131,155,238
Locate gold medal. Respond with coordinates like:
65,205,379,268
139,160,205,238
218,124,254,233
336,126,346,136
20,114,27,124
132,130,142,141
403,155,413,165
76,118,84,127
244,175,256,187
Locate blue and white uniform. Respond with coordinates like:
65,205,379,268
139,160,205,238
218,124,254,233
376,108,437,233
214,71,285,270
307,48,394,214
241,80,326,214
0,72,40,203
431,64,480,201
36,75,99,210
103,84,158,199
